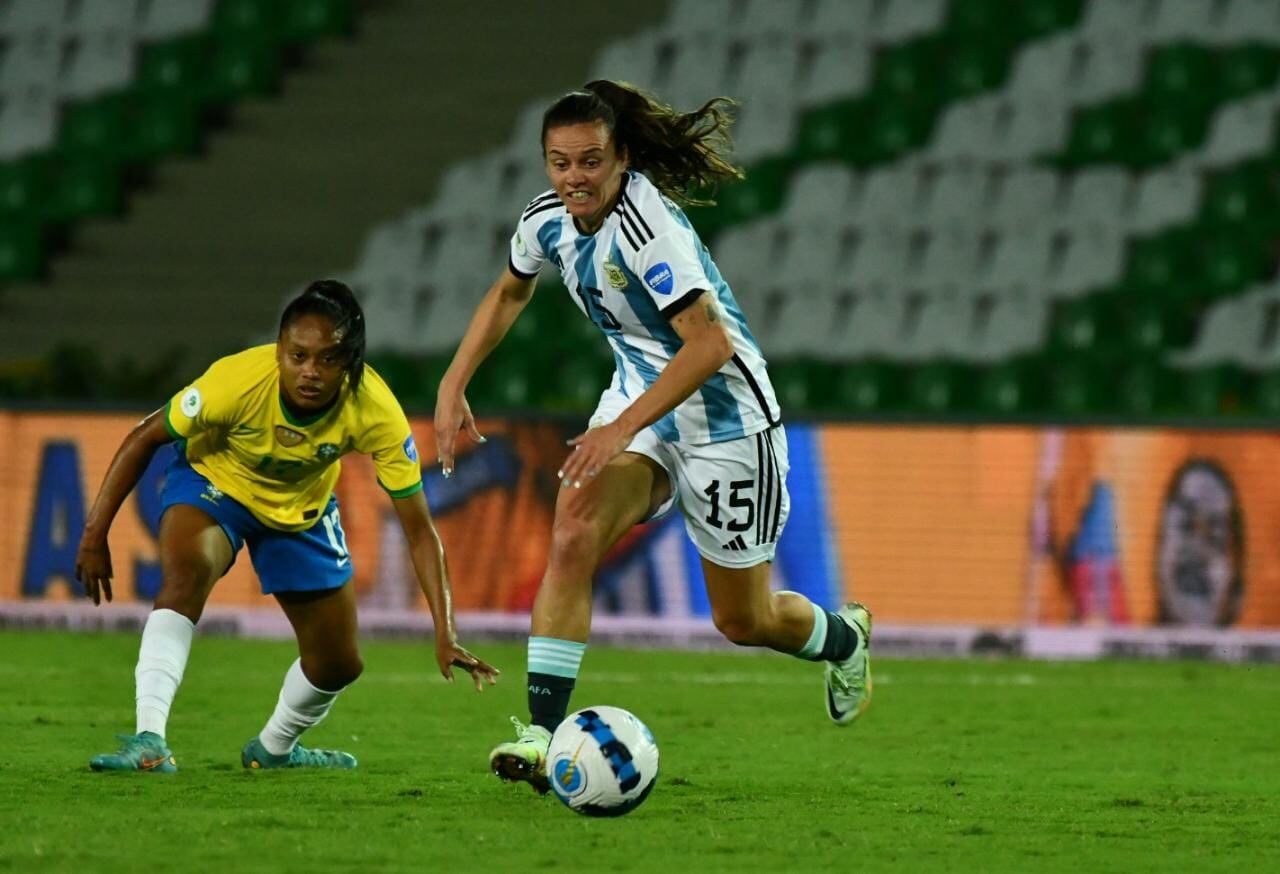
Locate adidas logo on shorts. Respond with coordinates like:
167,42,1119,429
721,535,748,552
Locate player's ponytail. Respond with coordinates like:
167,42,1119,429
279,279,367,393
540,80,745,206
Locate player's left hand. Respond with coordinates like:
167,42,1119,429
436,638,499,692
559,421,632,489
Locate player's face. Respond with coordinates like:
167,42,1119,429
544,121,628,234
276,314,348,412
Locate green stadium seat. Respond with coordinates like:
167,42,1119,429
281,0,354,44
1216,45,1280,100
853,100,935,166
1117,363,1164,415
1016,0,1084,39
56,97,129,163
45,160,123,221
770,361,816,413
940,45,1007,102
0,219,44,281
1185,365,1245,417
1144,45,1215,107
1126,232,1192,298
872,39,942,104
127,96,203,161
1063,104,1128,165
793,102,856,164
1049,297,1103,354
976,362,1030,415
1196,234,1268,299
214,0,280,42
908,363,965,414
0,159,48,218
1251,371,1280,416
136,38,209,95
1049,362,1095,416
834,362,893,414
717,157,791,223
206,36,282,102
1135,108,1203,167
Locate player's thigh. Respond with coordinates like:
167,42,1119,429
156,503,235,614
275,582,361,689
552,450,672,552
701,557,775,633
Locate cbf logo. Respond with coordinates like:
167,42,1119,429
200,482,224,505
643,262,674,295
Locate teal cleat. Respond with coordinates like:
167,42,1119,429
90,731,178,773
241,737,357,770
824,602,873,726
489,716,551,794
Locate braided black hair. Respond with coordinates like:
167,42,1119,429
278,279,366,392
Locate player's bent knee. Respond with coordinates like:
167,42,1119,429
712,611,766,648
152,566,215,622
302,654,363,691
548,514,606,565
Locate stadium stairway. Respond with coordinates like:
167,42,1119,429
0,0,670,390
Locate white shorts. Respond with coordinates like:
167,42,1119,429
590,395,790,568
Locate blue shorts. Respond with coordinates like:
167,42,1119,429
160,454,354,595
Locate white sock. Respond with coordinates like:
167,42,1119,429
258,659,344,756
135,608,195,737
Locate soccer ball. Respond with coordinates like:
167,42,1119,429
547,706,659,817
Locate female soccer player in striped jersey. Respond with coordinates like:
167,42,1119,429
434,81,873,794
77,280,498,773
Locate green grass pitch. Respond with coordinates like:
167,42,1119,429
1,630,1277,872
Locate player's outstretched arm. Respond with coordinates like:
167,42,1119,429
391,489,500,692
434,267,537,476
558,291,733,488
75,410,175,605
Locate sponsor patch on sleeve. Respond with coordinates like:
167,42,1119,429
643,262,675,295
180,387,202,418
403,433,419,463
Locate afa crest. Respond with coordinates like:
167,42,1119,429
603,262,628,289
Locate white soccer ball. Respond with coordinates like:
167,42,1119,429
547,706,659,817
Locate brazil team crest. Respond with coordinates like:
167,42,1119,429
275,426,305,447
316,443,340,461
603,261,628,289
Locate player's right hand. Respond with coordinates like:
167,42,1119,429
433,387,484,478
75,535,114,606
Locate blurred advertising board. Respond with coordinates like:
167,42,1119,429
4,412,1280,633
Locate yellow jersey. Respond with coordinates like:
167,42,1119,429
164,345,422,532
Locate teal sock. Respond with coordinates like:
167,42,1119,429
527,637,586,733
795,601,858,662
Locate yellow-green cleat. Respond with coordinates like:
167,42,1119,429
90,731,178,773
489,716,551,794
241,737,357,769
825,602,873,726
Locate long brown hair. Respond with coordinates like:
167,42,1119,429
540,79,745,206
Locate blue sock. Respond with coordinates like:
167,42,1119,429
527,637,586,733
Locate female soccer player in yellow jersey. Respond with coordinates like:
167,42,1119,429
76,280,498,773
435,81,871,795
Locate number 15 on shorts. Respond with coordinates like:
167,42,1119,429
703,479,754,532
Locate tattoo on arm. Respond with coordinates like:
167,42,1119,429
704,297,720,324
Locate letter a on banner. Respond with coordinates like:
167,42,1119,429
22,442,87,598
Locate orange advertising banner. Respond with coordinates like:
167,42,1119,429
3,413,1280,630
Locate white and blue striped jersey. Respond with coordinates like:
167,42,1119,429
508,170,780,445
